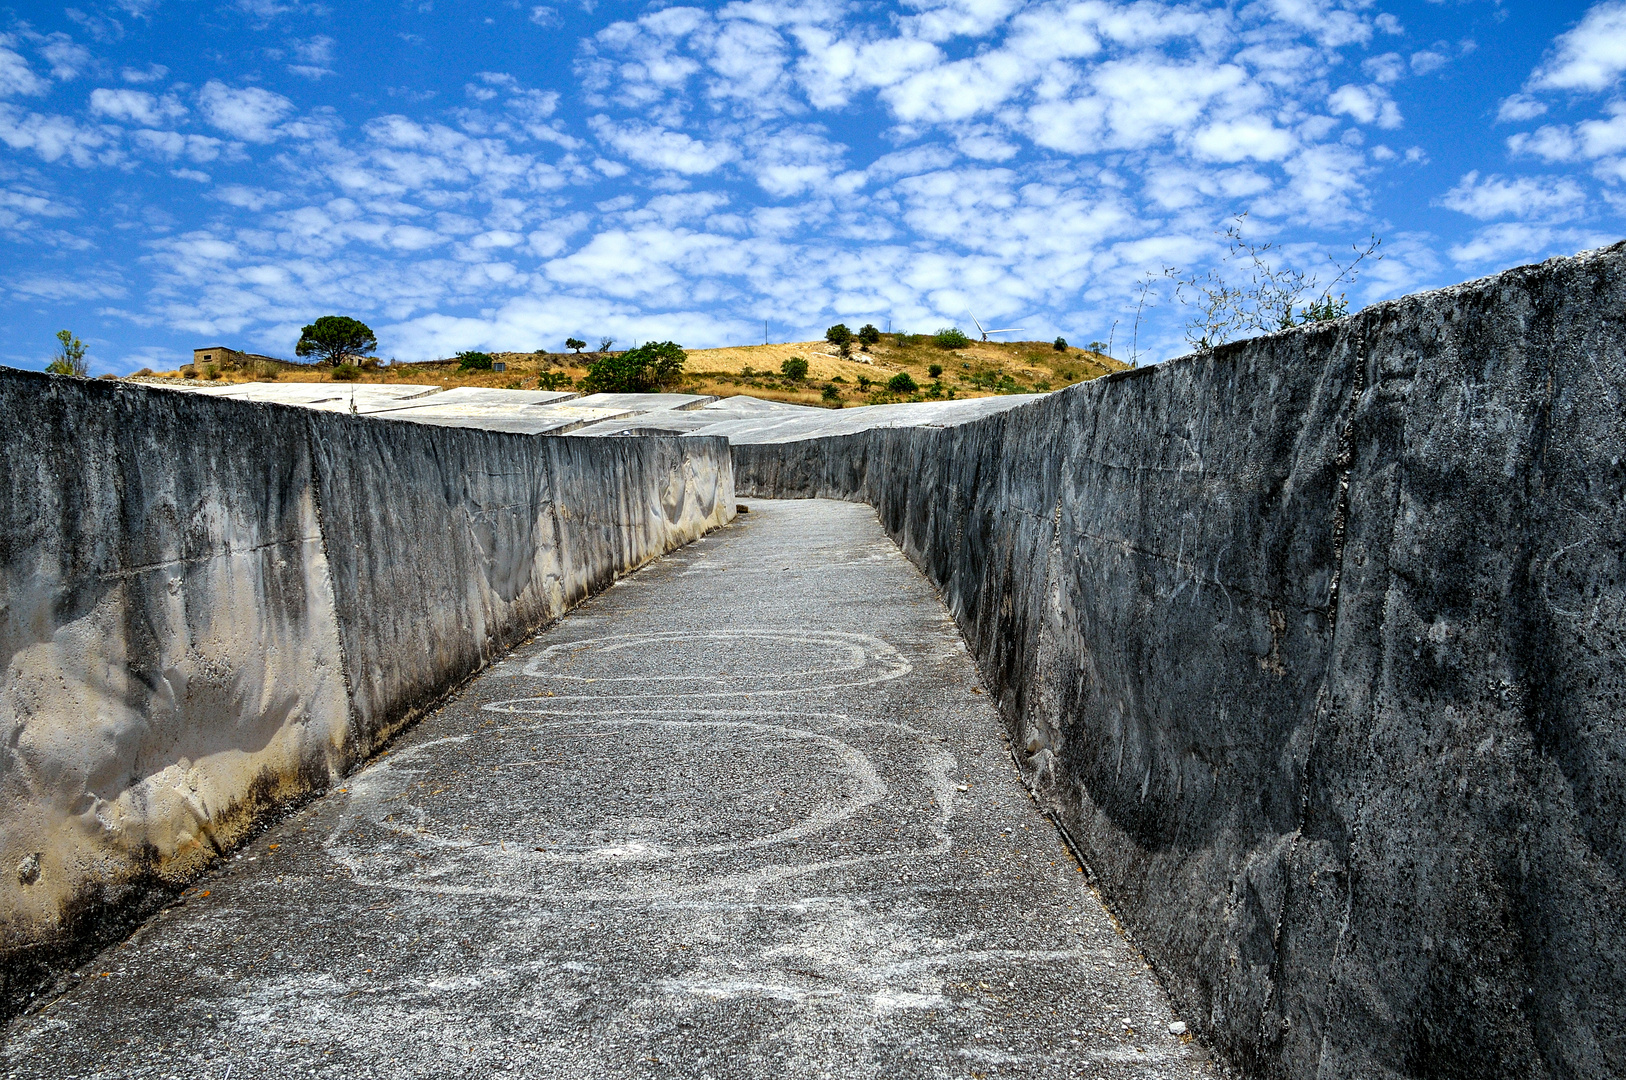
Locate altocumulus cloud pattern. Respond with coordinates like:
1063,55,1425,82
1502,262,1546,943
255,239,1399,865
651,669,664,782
0,0,1619,373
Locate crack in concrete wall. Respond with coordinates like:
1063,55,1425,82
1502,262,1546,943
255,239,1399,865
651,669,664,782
732,244,1626,1080
0,369,734,1017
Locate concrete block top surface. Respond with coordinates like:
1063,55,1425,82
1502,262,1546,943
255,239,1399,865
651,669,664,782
574,392,1045,441
159,382,442,409
138,381,1045,439
571,392,719,411
365,386,580,411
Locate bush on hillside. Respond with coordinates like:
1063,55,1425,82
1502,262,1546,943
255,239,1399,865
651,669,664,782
858,323,881,346
887,372,917,393
457,351,494,371
933,327,969,348
780,356,809,380
581,340,687,394
1053,336,1068,351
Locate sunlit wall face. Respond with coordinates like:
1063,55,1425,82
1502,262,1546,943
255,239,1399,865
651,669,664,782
0,0,1613,374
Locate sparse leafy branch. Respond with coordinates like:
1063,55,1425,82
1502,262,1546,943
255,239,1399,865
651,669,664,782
1165,213,1382,351
46,330,88,377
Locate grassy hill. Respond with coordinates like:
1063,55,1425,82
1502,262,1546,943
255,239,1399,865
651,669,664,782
139,333,1129,406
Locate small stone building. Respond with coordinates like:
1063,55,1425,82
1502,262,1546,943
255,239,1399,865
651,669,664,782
193,346,246,368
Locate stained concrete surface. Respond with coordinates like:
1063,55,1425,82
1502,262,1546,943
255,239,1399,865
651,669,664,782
3,501,1216,1080
1,371,732,1008
733,243,1626,1079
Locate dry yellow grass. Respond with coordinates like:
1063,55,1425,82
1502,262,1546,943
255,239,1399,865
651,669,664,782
139,336,1128,406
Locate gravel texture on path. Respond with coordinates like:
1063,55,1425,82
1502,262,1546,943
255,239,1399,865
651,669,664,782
4,500,1219,1080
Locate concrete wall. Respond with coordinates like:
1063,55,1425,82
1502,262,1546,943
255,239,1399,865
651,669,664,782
0,369,733,1009
733,244,1626,1080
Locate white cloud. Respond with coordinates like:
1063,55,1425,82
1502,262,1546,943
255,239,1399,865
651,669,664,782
0,104,117,166
37,34,94,81
589,116,735,174
1509,101,1626,162
197,81,296,142
1529,1,1626,92
1328,84,1402,129
1410,50,1448,76
1362,53,1405,84
1192,118,1294,162
1497,94,1548,123
120,63,168,84
1440,171,1586,222
1446,223,1612,269
0,37,49,97
89,87,187,126
130,128,228,163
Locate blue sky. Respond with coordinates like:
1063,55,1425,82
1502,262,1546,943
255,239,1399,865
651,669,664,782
0,0,1617,373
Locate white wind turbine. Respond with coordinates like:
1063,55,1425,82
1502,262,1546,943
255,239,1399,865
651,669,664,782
970,315,1027,341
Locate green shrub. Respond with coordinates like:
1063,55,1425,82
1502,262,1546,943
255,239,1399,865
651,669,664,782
46,330,89,377
780,356,809,380
857,323,881,346
933,327,969,348
1053,336,1068,351
821,382,840,403
331,364,360,381
582,340,687,393
887,372,917,393
928,363,943,378
857,375,872,391
536,371,571,391
825,323,853,348
457,350,494,371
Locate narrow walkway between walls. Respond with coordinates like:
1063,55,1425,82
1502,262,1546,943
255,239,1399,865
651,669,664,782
4,501,1219,1080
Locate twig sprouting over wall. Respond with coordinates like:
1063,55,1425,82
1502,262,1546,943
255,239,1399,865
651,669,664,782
1167,214,1382,351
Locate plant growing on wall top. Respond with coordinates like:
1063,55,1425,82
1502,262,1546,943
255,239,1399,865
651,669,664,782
296,316,377,366
581,341,687,394
1165,213,1381,351
46,330,88,376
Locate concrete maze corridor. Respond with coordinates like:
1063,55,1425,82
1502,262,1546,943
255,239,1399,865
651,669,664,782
5,501,1218,1080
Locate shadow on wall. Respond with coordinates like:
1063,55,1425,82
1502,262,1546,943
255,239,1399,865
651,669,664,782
733,243,1626,1080
0,370,734,1019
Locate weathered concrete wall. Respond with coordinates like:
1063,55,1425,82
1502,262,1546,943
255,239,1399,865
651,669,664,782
734,244,1626,1080
0,369,732,1009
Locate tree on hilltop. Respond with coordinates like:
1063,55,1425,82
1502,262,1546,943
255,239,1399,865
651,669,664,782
565,338,586,353
296,316,377,366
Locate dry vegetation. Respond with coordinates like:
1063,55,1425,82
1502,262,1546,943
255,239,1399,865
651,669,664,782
139,335,1128,406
